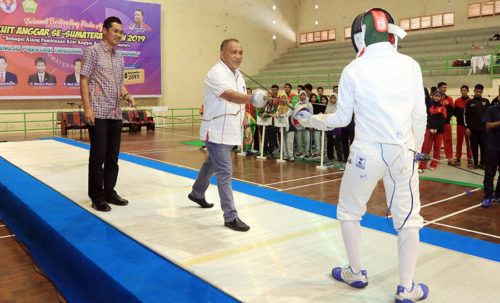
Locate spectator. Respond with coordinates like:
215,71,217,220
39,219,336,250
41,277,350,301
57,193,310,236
424,87,431,110
310,93,323,157
0,55,18,84
332,85,338,94
430,86,437,97
419,91,446,172
297,84,305,95
480,100,500,207
258,92,278,159
490,85,500,106
284,83,298,106
465,84,490,169
340,115,355,164
244,88,257,154
28,57,56,84
438,82,455,165
324,93,343,168
454,85,473,166
310,94,328,157
317,86,325,100
271,84,280,98
304,83,313,98
273,95,294,161
294,91,313,158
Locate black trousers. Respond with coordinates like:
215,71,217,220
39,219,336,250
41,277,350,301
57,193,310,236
253,125,261,151
341,127,354,162
326,134,343,161
263,125,276,155
483,150,500,198
88,119,123,201
470,129,486,166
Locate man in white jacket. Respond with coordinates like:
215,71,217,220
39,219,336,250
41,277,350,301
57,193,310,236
308,9,428,303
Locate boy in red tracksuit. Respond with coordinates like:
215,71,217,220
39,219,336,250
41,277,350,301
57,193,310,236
419,90,446,171
438,82,455,165
454,85,472,165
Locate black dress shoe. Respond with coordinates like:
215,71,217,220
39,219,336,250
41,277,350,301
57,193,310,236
224,217,250,232
188,194,214,208
105,194,129,206
92,200,111,212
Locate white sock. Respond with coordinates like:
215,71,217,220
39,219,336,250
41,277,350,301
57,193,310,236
340,220,362,274
398,227,419,289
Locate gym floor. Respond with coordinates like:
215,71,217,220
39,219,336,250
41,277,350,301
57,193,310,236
0,126,498,302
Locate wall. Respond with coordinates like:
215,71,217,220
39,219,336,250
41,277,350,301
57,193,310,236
298,0,500,40
0,0,298,114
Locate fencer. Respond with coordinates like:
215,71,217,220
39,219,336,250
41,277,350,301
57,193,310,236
303,8,429,303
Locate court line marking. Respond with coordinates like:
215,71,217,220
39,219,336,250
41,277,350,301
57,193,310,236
131,147,200,154
0,235,15,239
181,222,339,267
121,152,280,191
423,204,482,226
280,177,343,192
421,188,481,209
427,221,500,240
0,225,6,227
388,188,482,219
264,171,344,186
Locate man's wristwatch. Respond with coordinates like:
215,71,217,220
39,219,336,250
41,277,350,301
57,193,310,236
243,124,251,129
121,93,130,99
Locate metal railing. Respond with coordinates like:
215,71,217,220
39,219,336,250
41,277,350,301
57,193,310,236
419,57,472,75
0,111,58,134
0,108,201,134
491,44,500,79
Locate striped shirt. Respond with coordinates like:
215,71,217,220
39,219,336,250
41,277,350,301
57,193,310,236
81,41,124,120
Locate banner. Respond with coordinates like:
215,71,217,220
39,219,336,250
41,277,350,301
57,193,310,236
0,0,161,100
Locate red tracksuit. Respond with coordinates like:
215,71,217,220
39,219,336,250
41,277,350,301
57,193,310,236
420,101,446,169
442,95,454,159
454,96,472,160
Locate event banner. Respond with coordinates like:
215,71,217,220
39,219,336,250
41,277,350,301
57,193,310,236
0,0,161,99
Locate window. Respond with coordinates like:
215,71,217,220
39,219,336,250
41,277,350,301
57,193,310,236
432,14,443,27
328,29,336,41
420,16,432,29
443,12,455,26
468,1,500,17
400,12,454,31
299,29,336,44
344,27,351,40
399,19,410,31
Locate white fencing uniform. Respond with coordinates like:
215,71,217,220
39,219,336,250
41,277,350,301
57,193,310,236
324,42,427,229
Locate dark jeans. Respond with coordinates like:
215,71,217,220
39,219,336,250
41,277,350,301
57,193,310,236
483,150,500,198
341,127,354,162
470,129,486,166
326,134,343,161
88,119,123,201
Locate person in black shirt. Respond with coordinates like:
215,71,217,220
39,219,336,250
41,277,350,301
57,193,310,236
480,102,500,207
465,84,490,169
490,85,500,106
454,85,472,165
